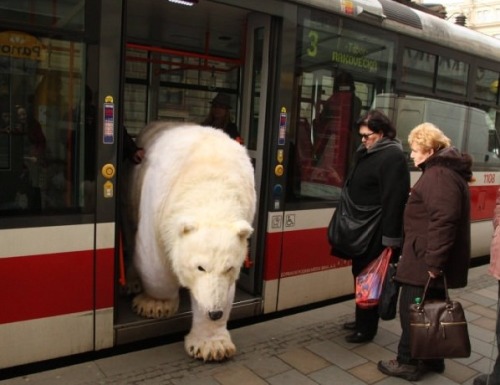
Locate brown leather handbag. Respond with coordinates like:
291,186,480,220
409,275,471,359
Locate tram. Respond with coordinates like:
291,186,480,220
1,0,500,370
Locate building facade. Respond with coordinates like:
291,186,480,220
416,0,500,39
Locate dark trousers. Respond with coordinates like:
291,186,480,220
397,283,445,366
355,304,379,336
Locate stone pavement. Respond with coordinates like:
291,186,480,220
0,264,498,385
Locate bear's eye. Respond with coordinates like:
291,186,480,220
197,266,206,272
225,267,234,274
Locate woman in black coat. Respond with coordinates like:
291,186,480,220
378,122,472,381
331,110,410,343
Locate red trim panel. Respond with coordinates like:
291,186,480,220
96,248,115,309
281,228,349,278
0,248,114,324
264,229,349,281
263,232,282,281
470,184,497,221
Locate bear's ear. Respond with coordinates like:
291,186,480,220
177,217,198,236
233,220,253,240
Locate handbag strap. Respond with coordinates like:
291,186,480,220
420,274,450,305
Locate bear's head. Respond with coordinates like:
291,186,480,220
171,217,253,321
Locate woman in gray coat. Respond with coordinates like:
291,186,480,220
378,122,473,381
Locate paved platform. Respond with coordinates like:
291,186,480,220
1,264,498,385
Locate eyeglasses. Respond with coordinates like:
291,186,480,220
359,132,376,140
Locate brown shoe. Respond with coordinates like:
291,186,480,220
378,360,421,381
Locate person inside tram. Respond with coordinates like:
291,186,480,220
13,104,46,211
0,107,9,132
296,71,362,194
201,92,243,144
311,72,362,164
123,127,145,164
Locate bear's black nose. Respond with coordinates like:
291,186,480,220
208,310,223,321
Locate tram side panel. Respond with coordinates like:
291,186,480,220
0,224,114,368
262,171,497,315
263,209,351,313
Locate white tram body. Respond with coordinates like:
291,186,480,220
1,0,500,371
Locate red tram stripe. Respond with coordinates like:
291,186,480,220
0,248,114,324
263,183,497,281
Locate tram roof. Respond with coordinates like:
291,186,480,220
292,0,500,62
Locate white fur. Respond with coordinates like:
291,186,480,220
128,122,256,361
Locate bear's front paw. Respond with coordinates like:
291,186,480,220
184,331,236,362
132,293,179,319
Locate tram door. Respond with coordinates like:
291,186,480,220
238,14,271,293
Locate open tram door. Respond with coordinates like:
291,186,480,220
237,14,271,298
115,2,277,344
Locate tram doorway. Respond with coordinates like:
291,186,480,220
115,0,272,344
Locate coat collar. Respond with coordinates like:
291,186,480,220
421,146,473,182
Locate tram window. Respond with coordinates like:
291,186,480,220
0,34,87,215
291,9,394,202
436,56,468,96
467,107,500,165
475,68,500,104
0,1,84,31
125,48,148,80
124,83,147,135
402,49,435,92
402,48,468,97
123,46,241,132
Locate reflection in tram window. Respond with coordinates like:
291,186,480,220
123,46,242,135
291,9,395,201
0,32,87,214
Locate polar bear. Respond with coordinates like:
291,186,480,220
127,122,256,362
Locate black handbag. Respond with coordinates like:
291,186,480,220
378,262,400,320
409,275,471,359
328,187,381,257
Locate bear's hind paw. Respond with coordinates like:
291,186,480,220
132,293,179,319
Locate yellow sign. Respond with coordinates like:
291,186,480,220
277,149,284,164
104,181,114,198
0,31,45,61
